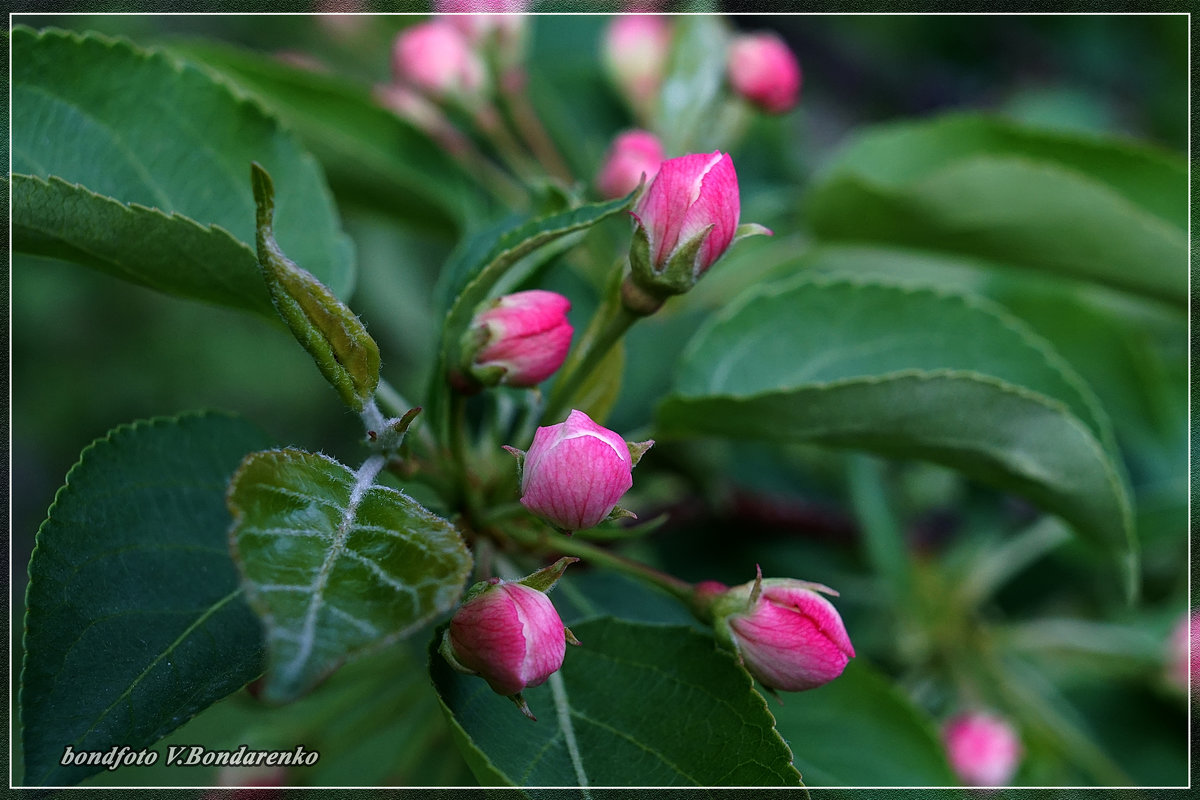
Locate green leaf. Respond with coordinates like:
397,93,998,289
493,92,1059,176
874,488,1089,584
162,37,482,234
251,163,379,412
807,114,1186,306
770,660,956,787
229,449,472,703
432,618,803,787
657,276,1136,589
21,412,275,787
12,26,353,315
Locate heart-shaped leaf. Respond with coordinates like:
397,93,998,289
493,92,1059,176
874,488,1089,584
657,276,1136,593
432,618,803,787
11,26,354,315
229,449,472,703
21,412,275,787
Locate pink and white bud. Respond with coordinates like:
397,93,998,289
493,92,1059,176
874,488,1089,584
633,151,740,279
444,580,568,698
942,711,1023,786
518,410,650,531
596,129,665,199
727,32,802,114
463,290,573,388
392,21,487,102
603,15,672,118
714,569,854,692
1165,610,1198,693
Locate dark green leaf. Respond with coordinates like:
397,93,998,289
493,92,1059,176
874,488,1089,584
807,114,1186,306
229,449,472,703
251,163,379,412
12,26,353,314
658,276,1136,590
163,37,482,234
432,618,803,787
21,412,275,787
771,660,956,787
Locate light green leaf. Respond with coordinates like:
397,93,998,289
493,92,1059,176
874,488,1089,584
251,163,379,412
21,412,275,787
12,26,353,314
807,114,1186,306
432,618,803,787
771,660,956,787
657,276,1136,589
163,37,482,233
228,449,472,703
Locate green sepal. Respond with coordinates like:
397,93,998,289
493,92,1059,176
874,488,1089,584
510,691,538,721
606,506,638,522
629,220,715,298
251,162,380,412
626,438,655,467
460,576,503,605
438,627,478,677
516,556,580,593
732,222,773,244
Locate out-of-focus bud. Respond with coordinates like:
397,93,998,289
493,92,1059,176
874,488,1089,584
596,129,665,200
1165,610,1198,693
702,566,854,692
727,32,802,114
440,558,581,720
603,15,672,119
436,0,527,10
942,711,1023,787
392,21,487,104
507,410,653,532
459,290,573,390
214,763,288,789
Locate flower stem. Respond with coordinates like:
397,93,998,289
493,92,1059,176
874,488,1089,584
543,303,639,425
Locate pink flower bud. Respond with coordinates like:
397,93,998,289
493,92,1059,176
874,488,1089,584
603,15,672,117
942,712,1023,786
445,580,568,698
464,290,573,388
632,151,740,283
392,21,486,102
596,129,665,200
722,574,855,692
436,0,527,10
727,32,802,114
519,410,649,531
1166,610,1198,693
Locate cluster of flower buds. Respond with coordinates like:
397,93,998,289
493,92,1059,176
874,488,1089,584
695,565,854,692
441,557,581,719
726,32,802,115
507,409,653,532
941,711,1023,786
458,290,574,391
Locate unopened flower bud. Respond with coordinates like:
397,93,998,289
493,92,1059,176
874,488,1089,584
440,558,580,720
706,566,854,692
1165,610,1198,694
626,151,746,304
942,711,1023,786
727,32,802,114
510,410,652,532
461,290,573,389
603,15,672,119
392,21,487,104
596,129,665,200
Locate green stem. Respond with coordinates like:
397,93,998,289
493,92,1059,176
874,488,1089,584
507,524,693,603
543,304,639,424
376,378,435,452
448,394,479,516
499,75,573,184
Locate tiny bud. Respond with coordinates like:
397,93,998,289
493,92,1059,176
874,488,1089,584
461,290,573,389
596,129,665,200
628,152,741,298
708,567,854,692
942,711,1023,786
727,32,802,115
516,409,648,532
603,15,672,119
392,21,487,104
1165,610,1198,694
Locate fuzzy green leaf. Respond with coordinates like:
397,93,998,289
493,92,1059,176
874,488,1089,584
20,412,275,787
229,449,472,703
